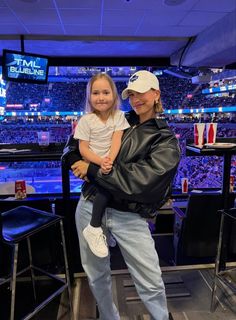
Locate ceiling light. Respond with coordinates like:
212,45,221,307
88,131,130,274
163,0,186,6
18,0,39,3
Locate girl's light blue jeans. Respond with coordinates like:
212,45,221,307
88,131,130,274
75,195,169,320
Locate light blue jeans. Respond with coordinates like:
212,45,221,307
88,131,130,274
75,195,169,320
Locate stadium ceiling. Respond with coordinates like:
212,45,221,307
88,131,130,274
0,0,235,68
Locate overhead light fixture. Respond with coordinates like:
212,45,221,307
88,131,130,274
163,0,186,6
19,0,39,3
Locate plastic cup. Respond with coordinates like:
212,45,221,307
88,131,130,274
37,131,50,147
230,175,234,192
206,123,217,144
194,123,205,147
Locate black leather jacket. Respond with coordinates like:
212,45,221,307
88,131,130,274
62,112,181,218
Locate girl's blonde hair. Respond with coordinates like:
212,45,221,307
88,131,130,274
85,73,121,116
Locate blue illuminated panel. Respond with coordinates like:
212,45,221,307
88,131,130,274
2,49,49,84
3,106,236,117
202,84,236,94
0,67,7,109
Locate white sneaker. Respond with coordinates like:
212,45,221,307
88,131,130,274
83,224,108,258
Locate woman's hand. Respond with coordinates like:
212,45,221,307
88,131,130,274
71,160,89,179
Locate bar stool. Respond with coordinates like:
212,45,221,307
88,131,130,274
211,208,236,312
0,205,73,320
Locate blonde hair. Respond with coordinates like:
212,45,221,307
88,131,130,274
151,88,163,113
85,73,121,116
154,97,164,113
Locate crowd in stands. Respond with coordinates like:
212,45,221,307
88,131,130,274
0,123,71,144
0,121,235,191
5,73,236,113
169,123,236,189
1,71,236,192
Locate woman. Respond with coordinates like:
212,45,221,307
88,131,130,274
64,70,180,320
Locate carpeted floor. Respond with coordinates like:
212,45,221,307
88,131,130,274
1,268,236,319
68,268,236,320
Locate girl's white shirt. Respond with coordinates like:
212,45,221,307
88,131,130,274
74,110,130,157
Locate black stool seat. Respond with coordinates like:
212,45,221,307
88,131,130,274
2,206,61,243
0,203,73,320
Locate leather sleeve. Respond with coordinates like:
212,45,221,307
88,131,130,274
61,134,82,169
88,128,180,204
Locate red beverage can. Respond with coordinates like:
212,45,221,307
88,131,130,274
15,180,27,199
181,178,188,193
230,175,234,192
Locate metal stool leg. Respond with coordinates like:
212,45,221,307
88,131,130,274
10,244,19,320
211,213,225,312
27,238,37,300
60,220,74,319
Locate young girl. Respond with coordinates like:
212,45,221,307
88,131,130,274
74,73,130,258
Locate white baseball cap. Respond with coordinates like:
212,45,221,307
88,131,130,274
121,70,160,100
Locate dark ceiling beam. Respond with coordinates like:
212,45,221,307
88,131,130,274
0,56,170,66
48,56,170,66
0,35,188,42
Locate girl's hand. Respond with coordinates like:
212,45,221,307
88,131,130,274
101,157,113,174
71,160,89,179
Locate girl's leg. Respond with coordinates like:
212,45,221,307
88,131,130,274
90,187,111,227
83,188,111,257
107,207,169,320
75,197,120,320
